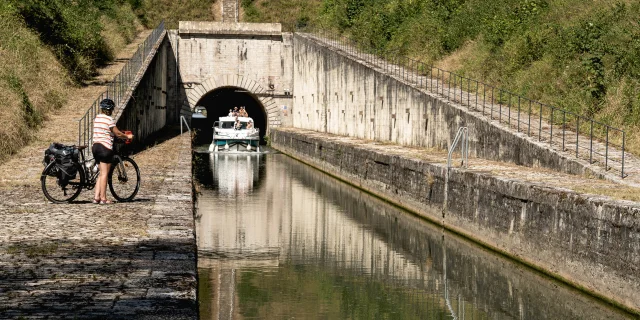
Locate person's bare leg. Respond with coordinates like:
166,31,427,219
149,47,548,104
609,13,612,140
99,162,110,201
94,162,102,201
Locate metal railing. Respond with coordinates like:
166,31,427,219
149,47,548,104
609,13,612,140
180,115,191,135
304,29,627,178
77,21,166,152
442,127,468,218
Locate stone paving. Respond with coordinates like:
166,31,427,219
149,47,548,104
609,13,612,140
0,132,196,319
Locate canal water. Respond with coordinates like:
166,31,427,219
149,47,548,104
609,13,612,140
194,152,629,320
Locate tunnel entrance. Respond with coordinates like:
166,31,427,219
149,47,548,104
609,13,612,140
192,86,268,145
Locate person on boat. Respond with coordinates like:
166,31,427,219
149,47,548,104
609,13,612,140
233,106,239,117
247,120,254,129
227,109,233,117
239,106,248,117
234,117,242,130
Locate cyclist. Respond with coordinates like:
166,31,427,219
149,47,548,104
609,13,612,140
92,98,133,204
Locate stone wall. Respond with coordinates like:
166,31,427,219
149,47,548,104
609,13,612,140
222,0,238,22
271,128,640,315
291,34,595,176
169,22,294,130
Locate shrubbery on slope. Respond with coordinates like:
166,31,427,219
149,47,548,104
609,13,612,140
0,0,140,160
321,0,640,152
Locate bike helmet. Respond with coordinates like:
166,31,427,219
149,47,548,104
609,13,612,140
99,98,115,111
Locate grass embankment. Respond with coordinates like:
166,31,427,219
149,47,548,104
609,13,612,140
246,0,640,155
0,0,140,161
241,0,323,31
133,0,214,29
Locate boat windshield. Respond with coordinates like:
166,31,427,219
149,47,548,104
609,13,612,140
220,121,248,129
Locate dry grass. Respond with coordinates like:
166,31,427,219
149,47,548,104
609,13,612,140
0,4,145,163
101,15,144,56
0,9,69,162
572,185,640,202
434,40,481,73
138,0,215,28
243,0,323,31
211,0,222,21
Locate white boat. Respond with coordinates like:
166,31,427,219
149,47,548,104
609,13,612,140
209,117,260,152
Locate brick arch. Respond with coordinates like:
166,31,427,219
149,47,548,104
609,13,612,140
183,75,280,132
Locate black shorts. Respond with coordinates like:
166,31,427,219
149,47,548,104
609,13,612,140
92,143,114,164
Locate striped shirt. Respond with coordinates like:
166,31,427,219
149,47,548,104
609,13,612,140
93,114,116,150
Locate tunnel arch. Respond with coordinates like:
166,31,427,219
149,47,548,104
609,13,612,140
184,75,279,142
193,86,268,144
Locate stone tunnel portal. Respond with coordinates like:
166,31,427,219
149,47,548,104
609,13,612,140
192,86,268,145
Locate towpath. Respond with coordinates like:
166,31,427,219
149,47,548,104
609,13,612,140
0,30,196,318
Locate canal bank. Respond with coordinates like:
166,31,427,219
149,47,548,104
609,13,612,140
0,130,197,318
270,127,640,316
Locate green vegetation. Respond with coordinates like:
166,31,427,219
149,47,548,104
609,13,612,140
0,1,70,159
340,0,640,153
241,0,323,31
246,0,640,154
134,0,214,29
10,0,140,81
0,0,213,161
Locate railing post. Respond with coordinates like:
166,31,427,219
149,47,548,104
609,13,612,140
528,100,531,136
482,83,486,115
475,80,479,110
589,120,594,163
499,89,502,122
491,87,494,119
550,107,553,146
538,103,542,141
467,78,478,109
507,93,512,126
605,126,609,170
562,111,566,151
576,116,580,158
517,96,521,132
622,131,625,178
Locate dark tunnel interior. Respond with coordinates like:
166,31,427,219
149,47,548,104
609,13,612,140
192,86,267,145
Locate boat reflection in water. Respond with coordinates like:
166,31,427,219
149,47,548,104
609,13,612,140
207,153,264,197
195,154,629,320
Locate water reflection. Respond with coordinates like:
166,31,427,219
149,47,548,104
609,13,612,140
195,154,629,320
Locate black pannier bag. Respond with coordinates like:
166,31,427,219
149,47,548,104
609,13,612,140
43,143,79,187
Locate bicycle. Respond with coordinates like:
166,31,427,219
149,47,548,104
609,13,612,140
41,144,140,203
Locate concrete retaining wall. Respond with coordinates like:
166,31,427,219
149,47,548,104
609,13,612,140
271,128,640,315
291,34,594,176
117,36,171,142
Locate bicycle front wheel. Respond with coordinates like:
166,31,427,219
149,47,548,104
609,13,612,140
41,162,84,203
108,157,140,202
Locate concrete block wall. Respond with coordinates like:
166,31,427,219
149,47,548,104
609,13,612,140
292,34,593,176
168,22,294,131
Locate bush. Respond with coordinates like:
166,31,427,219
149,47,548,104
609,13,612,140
10,0,115,82
314,0,640,154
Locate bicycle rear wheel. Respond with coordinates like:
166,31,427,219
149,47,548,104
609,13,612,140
41,162,84,203
108,157,140,202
